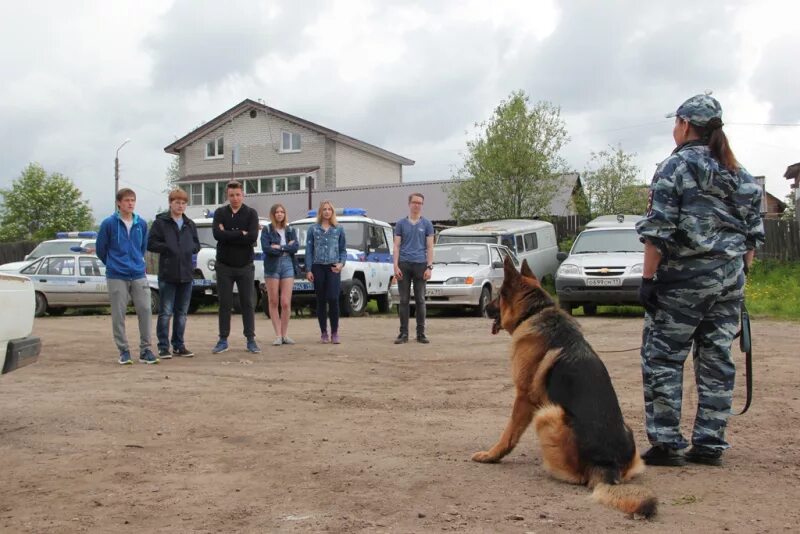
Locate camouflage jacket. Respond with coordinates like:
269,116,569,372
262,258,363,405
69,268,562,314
636,140,765,282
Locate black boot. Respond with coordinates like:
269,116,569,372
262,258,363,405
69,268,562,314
641,445,686,466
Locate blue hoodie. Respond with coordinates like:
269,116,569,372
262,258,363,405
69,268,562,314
96,212,148,280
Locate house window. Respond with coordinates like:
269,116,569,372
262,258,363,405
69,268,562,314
281,131,301,152
205,136,224,159
287,176,301,191
181,183,203,206
260,178,273,193
217,181,226,203
244,179,258,195
274,177,286,192
203,182,216,205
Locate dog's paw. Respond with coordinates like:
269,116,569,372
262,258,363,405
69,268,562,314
471,450,500,463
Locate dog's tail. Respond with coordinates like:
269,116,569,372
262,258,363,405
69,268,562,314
589,469,657,518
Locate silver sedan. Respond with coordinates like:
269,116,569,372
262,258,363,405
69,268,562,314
0,253,160,317
390,243,519,316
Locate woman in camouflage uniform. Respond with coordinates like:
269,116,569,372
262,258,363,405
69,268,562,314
636,94,765,467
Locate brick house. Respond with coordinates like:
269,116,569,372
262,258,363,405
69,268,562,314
164,99,414,217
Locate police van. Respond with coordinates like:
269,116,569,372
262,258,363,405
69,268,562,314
289,208,393,317
0,231,98,272
193,216,271,312
436,219,559,279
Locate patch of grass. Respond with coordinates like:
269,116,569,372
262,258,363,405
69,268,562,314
672,494,699,506
745,259,800,321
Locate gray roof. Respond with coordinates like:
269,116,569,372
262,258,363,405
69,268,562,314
547,172,581,217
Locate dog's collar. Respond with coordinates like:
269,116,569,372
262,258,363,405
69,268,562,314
511,287,555,331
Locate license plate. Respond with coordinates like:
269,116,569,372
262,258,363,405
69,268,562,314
192,279,214,287
586,278,622,287
293,281,314,291
426,288,443,297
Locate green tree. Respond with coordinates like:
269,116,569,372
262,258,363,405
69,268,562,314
781,190,796,222
583,145,648,216
0,163,94,242
164,155,180,193
447,91,569,222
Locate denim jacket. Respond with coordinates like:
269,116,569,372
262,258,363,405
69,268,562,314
305,223,347,266
260,224,300,275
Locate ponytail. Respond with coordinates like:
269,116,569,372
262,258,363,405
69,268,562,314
695,117,738,172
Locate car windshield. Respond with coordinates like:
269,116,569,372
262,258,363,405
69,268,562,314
571,229,644,254
195,226,216,248
292,222,365,252
29,241,86,258
433,245,489,265
437,234,497,245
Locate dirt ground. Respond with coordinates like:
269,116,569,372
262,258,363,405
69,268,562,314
1,310,798,533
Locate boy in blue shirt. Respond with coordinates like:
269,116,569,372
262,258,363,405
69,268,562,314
393,193,435,344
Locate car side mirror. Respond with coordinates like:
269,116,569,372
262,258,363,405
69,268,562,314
557,251,568,262
492,261,503,269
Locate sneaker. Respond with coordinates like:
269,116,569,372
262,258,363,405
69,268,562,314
394,334,408,344
281,336,295,345
158,347,173,359
212,339,229,354
139,349,160,365
331,333,340,344
641,445,686,466
272,337,283,346
246,338,261,353
173,346,194,358
320,332,330,344
416,334,430,344
685,446,723,466
118,350,133,365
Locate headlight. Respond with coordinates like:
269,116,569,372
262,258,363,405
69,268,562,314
208,259,216,271
445,276,475,285
557,264,580,276
630,263,643,275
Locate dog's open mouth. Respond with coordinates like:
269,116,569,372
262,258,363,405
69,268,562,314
491,315,502,335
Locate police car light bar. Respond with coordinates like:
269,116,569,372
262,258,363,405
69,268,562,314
306,208,367,217
56,231,98,239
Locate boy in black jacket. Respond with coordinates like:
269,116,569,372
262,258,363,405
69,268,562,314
147,188,201,358
211,180,261,354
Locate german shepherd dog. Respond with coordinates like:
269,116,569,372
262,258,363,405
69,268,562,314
472,257,657,518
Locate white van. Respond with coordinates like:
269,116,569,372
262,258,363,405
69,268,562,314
436,219,559,279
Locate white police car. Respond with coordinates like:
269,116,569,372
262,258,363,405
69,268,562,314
0,231,98,272
290,208,394,317
193,215,272,312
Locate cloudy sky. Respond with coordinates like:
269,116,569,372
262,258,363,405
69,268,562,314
1,0,797,221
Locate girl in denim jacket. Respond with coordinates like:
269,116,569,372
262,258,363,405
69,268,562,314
261,203,300,346
304,200,347,344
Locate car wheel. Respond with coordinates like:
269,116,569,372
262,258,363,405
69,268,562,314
558,300,573,315
583,304,597,316
150,289,160,315
473,286,491,317
34,292,47,318
341,279,367,317
187,299,201,314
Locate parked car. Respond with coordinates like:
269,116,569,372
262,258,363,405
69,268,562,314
0,231,97,272
290,208,394,317
0,253,160,317
0,273,41,375
389,243,520,316
555,214,644,315
436,219,558,279
192,216,272,313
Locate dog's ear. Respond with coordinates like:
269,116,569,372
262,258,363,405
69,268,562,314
520,259,538,281
503,255,518,280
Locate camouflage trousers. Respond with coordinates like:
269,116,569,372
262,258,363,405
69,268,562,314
641,260,744,451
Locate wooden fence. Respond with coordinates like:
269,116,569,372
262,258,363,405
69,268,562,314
549,215,589,242
761,219,800,261
0,241,37,264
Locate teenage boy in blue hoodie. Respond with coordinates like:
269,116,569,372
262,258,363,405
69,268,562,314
96,188,158,365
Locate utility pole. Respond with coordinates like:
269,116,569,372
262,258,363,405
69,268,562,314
114,138,131,208
306,175,314,211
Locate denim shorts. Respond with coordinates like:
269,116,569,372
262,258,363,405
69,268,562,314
265,255,295,279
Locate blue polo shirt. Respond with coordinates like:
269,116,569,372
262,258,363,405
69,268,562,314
394,216,434,263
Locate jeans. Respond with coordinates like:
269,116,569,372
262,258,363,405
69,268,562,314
108,277,152,354
312,263,341,334
265,255,295,279
216,262,255,339
157,280,192,351
397,261,427,336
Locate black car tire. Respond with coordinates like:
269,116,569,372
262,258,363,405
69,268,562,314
583,304,598,316
150,289,160,315
474,286,492,317
341,279,367,317
34,292,47,318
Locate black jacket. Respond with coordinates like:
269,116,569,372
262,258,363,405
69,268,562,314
147,212,201,283
212,204,259,267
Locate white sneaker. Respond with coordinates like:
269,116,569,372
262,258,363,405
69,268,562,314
272,337,283,346
281,336,295,345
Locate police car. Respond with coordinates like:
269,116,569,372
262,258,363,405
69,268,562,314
0,231,98,272
193,215,272,312
290,208,393,317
